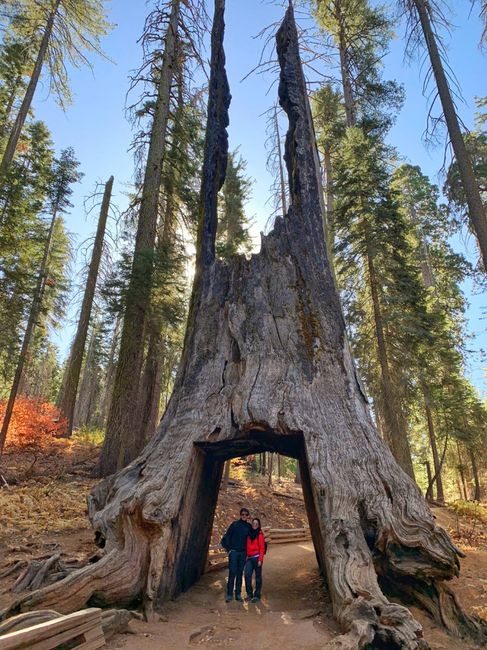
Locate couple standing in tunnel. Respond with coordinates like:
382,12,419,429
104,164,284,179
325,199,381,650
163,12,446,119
221,507,266,603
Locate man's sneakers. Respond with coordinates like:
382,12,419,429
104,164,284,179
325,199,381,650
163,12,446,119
235,594,243,602
251,596,260,603
225,595,233,603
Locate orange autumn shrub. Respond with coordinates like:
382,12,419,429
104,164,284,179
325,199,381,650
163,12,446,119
0,396,67,450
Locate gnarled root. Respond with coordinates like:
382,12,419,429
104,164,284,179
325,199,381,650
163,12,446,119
0,542,147,621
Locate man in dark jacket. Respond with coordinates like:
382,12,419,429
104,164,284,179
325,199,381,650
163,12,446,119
221,508,251,602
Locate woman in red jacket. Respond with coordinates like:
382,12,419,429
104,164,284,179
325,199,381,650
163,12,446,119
244,517,265,602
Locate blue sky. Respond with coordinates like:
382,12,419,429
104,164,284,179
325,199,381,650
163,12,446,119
31,0,486,396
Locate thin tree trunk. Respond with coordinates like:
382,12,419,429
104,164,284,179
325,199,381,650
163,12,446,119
0,1,61,179
97,317,120,428
468,445,481,502
424,460,434,500
323,142,335,261
294,462,301,484
0,72,23,140
421,381,444,501
0,208,57,452
58,176,113,436
366,243,415,479
267,453,274,487
222,460,231,491
413,0,487,270
138,330,164,442
99,0,181,476
337,14,356,127
456,441,469,500
337,10,413,478
73,325,97,430
277,453,281,480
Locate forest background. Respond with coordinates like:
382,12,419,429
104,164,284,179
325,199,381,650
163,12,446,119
0,0,486,500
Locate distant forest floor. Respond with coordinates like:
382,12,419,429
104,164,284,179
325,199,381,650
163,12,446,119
1,437,486,648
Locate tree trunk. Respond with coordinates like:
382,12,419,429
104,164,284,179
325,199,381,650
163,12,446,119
468,445,481,502
424,460,434,500
99,0,181,476
294,461,301,484
0,1,61,180
97,317,121,428
58,176,113,436
366,244,415,479
456,441,469,500
323,142,335,262
337,15,356,127
413,0,487,271
3,6,486,648
0,208,57,452
72,325,98,430
422,382,444,501
221,460,231,492
267,453,274,487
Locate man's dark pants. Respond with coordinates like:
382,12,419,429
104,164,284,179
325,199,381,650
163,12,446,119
227,550,246,597
244,557,262,598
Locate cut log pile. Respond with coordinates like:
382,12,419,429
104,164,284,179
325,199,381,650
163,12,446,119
206,526,312,572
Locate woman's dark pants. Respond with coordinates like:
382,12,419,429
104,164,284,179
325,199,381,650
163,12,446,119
227,550,246,597
244,557,262,598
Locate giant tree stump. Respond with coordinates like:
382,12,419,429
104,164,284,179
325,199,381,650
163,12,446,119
2,4,486,649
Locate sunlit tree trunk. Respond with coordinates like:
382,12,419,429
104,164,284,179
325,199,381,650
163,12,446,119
58,176,113,436
412,0,487,270
99,0,181,476
0,208,57,452
0,0,61,179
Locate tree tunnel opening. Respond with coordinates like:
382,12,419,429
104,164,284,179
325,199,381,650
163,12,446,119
160,428,327,603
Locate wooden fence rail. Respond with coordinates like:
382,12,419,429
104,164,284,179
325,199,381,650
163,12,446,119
206,526,311,572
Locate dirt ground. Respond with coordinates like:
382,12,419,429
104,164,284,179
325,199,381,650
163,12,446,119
106,540,486,650
1,443,487,648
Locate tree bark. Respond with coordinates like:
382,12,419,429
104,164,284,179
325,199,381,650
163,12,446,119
58,176,113,436
323,142,335,261
221,460,231,492
468,445,481,502
73,325,99,430
422,382,444,501
3,6,486,648
366,242,415,479
413,0,487,271
424,460,433,500
97,317,120,428
456,441,469,500
0,208,58,452
0,0,61,180
99,1,181,476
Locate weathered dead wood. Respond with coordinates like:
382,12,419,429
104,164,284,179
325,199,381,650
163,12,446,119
1,4,486,649
0,610,62,636
0,563,26,580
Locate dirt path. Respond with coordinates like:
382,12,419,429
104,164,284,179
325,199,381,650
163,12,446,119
107,541,484,649
108,542,338,649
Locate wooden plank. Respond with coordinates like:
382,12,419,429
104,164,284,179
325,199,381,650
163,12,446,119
0,609,101,650
77,628,105,649
269,527,310,534
29,620,102,650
